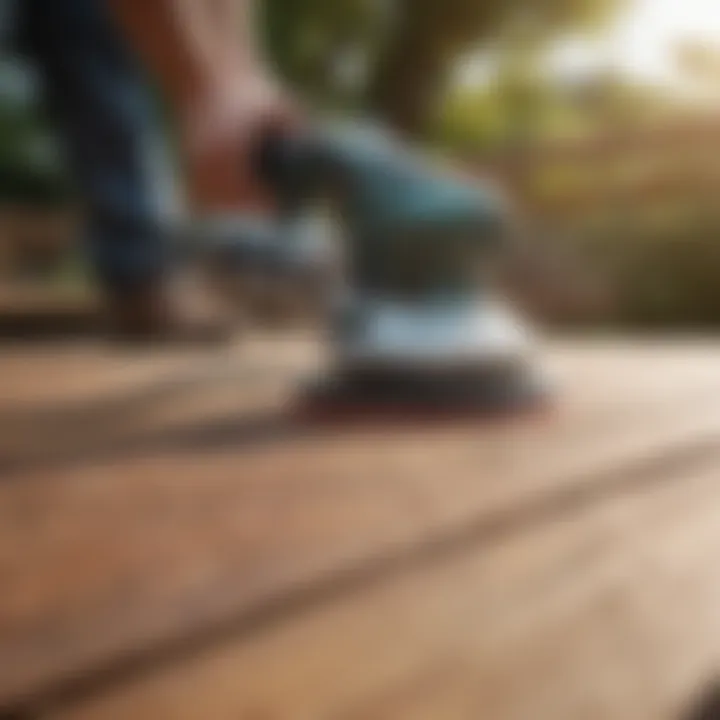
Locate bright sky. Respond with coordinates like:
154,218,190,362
553,0,720,85
457,0,720,89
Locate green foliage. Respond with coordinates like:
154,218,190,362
0,63,71,205
440,93,505,152
262,0,387,107
438,67,682,155
261,0,621,134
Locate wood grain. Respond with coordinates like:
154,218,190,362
50,460,720,720
2,337,720,718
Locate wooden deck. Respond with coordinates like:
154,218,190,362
2,335,720,719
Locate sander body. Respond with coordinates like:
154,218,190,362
248,119,550,418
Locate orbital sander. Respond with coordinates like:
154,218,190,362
249,118,550,420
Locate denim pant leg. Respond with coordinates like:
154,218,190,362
17,0,171,291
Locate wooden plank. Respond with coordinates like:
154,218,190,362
0,335,314,474
2,339,720,712
46,455,720,720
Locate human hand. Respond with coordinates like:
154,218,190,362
182,72,300,212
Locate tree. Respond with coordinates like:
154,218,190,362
263,0,621,137
367,0,620,136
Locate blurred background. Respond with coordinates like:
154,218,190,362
4,0,720,330
5,6,720,717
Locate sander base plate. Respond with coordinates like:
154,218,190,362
293,363,551,425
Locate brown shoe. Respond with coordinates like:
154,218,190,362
105,273,235,346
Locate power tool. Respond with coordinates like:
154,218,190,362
242,118,550,419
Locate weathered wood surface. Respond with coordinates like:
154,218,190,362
2,336,720,719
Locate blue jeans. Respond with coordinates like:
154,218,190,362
13,0,171,290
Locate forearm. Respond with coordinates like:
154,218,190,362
208,0,263,71
111,0,288,212
172,0,263,78
109,0,261,103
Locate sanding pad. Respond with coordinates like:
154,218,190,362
292,364,551,425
